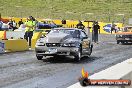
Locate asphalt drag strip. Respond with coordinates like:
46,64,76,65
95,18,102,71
0,34,131,88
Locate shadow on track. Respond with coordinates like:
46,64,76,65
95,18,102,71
120,43,132,45
42,56,102,64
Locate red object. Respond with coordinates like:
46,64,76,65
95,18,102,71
3,30,6,40
0,18,9,23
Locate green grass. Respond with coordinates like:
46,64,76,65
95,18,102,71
0,0,132,24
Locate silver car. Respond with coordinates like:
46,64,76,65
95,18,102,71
35,28,93,62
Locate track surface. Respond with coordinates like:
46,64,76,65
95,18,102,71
0,34,132,88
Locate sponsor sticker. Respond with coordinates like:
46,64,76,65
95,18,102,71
78,68,131,87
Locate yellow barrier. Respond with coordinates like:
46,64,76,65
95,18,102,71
53,19,62,25
98,22,110,34
2,39,29,52
31,32,42,49
0,31,5,40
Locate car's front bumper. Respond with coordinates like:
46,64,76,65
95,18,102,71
35,46,79,56
116,37,132,42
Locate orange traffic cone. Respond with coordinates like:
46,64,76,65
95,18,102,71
3,30,6,40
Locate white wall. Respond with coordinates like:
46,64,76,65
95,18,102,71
68,58,132,88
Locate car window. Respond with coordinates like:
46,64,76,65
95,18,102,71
50,29,63,33
50,29,82,38
80,31,87,38
62,29,80,38
64,30,74,34
72,30,80,38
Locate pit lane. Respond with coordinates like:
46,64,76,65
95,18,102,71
0,34,132,88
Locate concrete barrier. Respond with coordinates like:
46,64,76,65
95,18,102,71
68,58,132,88
0,31,25,40
6,31,25,39
2,39,29,52
0,42,5,53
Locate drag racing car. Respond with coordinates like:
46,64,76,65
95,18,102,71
35,28,93,62
116,26,132,44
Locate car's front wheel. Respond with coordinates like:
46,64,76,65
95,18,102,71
36,55,43,60
74,46,82,62
74,51,81,62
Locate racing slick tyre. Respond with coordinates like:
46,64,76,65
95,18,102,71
74,51,81,62
36,55,43,60
74,45,82,62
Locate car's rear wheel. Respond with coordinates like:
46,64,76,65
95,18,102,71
36,55,43,60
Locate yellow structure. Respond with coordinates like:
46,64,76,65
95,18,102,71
1,17,123,52
98,22,111,34
0,31,5,40
53,19,62,25
99,22,123,34
31,28,51,49
31,32,42,49
2,39,29,52
2,17,123,34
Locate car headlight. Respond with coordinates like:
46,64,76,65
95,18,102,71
62,43,70,47
36,40,45,46
36,42,45,46
70,43,76,47
62,43,71,47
